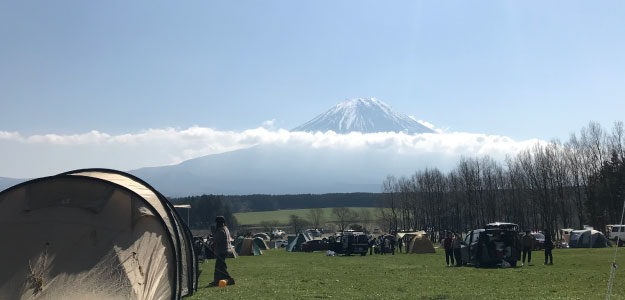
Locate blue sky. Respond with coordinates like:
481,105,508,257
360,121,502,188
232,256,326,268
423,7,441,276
2,1,625,140
1,1,625,177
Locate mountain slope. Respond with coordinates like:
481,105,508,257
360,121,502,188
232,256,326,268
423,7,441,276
292,98,434,134
129,143,456,197
130,145,383,196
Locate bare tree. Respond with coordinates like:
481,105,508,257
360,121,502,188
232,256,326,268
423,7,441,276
358,208,373,231
289,214,308,234
378,120,625,238
332,207,354,232
381,175,400,233
308,208,324,229
610,121,625,161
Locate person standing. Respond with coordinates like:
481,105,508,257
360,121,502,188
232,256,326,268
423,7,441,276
521,230,535,266
209,216,236,286
383,236,390,255
452,232,462,266
369,237,376,255
390,236,396,255
443,232,454,266
475,233,487,267
544,232,554,265
398,237,403,253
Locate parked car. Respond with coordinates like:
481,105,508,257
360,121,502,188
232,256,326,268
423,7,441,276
301,239,328,252
342,233,369,256
275,240,288,248
485,222,519,231
329,231,369,256
272,229,286,239
606,225,625,246
460,223,521,267
532,232,545,250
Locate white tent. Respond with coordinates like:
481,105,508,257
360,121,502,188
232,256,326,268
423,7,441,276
0,168,197,299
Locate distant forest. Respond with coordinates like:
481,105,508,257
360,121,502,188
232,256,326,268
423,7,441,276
169,193,379,229
379,121,625,236
221,193,379,212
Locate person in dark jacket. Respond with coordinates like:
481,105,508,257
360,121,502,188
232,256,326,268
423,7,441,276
398,237,403,253
521,230,535,266
452,232,462,266
443,232,454,266
544,231,554,265
476,233,487,267
380,235,388,255
208,216,236,287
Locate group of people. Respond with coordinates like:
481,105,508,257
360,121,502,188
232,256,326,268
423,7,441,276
520,230,554,266
368,235,405,255
442,230,555,267
442,232,463,266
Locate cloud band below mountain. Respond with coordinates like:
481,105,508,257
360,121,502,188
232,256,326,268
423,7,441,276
0,127,542,178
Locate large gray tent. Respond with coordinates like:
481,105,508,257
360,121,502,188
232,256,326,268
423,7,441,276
568,229,610,248
0,169,197,300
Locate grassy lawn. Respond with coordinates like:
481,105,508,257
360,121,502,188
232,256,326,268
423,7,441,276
188,247,625,299
234,207,378,225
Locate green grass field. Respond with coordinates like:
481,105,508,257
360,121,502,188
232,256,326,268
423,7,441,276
188,247,625,299
234,207,378,225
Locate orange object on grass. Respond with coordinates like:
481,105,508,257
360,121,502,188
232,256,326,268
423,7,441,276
218,280,227,287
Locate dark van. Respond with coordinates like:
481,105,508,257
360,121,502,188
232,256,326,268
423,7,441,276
460,223,521,267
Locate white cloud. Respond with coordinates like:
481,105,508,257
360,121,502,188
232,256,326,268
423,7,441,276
416,120,433,128
408,116,445,133
0,127,543,178
261,119,276,129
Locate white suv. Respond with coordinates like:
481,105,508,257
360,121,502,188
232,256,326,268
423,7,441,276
607,225,625,244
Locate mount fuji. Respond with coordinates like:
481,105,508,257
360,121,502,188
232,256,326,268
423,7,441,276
0,98,446,196
125,98,444,196
292,98,434,134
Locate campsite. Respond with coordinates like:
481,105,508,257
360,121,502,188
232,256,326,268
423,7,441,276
2,169,624,299
3,2,625,299
190,247,625,299
187,225,625,299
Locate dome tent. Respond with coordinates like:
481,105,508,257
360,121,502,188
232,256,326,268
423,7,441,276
399,231,435,254
568,229,610,248
0,168,197,299
286,233,312,252
253,237,269,250
236,237,263,256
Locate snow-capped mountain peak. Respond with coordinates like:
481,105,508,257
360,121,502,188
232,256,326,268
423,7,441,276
292,97,435,134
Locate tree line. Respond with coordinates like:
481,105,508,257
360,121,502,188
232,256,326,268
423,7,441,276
379,121,625,236
170,194,239,230
169,193,380,230
283,207,376,234
220,193,378,212
251,207,378,234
